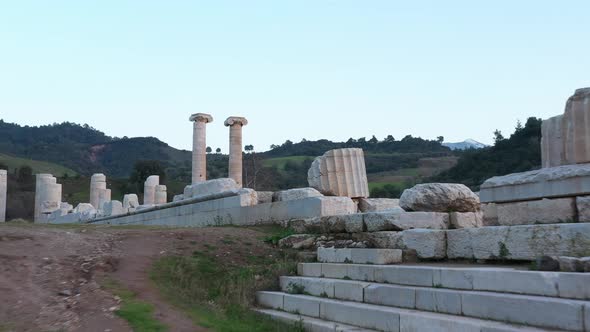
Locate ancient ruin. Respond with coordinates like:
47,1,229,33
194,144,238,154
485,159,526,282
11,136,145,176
224,116,248,187
190,113,213,184
20,96,590,331
308,148,370,198
0,169,6,222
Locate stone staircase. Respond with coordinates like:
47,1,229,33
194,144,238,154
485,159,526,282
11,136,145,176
256,248,590,332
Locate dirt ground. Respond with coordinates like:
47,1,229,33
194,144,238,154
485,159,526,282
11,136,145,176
0,224,279,332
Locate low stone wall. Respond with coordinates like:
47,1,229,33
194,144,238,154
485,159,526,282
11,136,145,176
53,193,356,227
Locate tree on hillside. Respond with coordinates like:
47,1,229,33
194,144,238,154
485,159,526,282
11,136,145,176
206,146,212,154
216,148,221,154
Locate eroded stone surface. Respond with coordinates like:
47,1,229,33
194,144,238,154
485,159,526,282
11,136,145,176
449,212,483,229
541,115,565,168
143,175,159,205
186,178,239,199
576,196,590,222
480,164,590,203
496,198,576,225
447,223,590,261
189,113,213,184
357,198,400,212
155,185,167,205
90,173,107,209
563,88,590,165
273,188,322,202
224,116,248,187
103,200,124,217
256,191,274,204
308,148,369,198
123,194,139,212
400,183,479,212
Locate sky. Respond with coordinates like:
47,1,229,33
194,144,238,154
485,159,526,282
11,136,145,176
0,1,589,153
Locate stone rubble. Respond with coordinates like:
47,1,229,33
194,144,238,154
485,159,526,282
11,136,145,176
308,148,369,198
400,183,480,212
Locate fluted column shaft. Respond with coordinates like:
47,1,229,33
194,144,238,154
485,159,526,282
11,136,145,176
228,124,243,186
190,113,213,184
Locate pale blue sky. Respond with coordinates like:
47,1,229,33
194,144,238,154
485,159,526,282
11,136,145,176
0,1,588,153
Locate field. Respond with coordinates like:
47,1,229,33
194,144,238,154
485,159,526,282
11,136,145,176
0,153,78,177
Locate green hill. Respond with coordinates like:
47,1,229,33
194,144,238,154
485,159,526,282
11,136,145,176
0,153,77,177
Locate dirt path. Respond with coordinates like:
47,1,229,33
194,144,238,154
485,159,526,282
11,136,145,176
0,225,214,332
110,230,207,332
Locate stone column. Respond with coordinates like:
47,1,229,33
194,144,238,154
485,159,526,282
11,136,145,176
155,185,167,205
143,175,159,205
34,174,53,222
224,116,248,187
97,189,111,211
34,174,61,223
563,88,590,165
189,113,213,184
90,173,107,209
0,170,7,222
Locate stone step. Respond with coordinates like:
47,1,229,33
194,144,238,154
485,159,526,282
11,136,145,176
280,276,589,331
317,248,403,265
256,292,554,332
254,309,377,332
298,263,590,300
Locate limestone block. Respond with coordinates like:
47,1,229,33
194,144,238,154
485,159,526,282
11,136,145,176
400,183,480,212
563,87,590,165
97,188,111,211
278,234,317,249
183,185,193,199
273,188,322,202
333,279,370,302
318,298,400,331
480,163,590,203
90,173,107,209
172,194,184,202
189,178,239,197
462,292,584,331
103,200,124,217
576,196,590,222
495,198,576,226
582,257,590,272
449,212,483,229
307,148,369,198
256,291,284,310
481,203,499,226
416,288,462,315
280,276,335,298
447,223,590,261
143,175,159,205
155,185,167,205
364,210,449,232
0,170,6,222
290,214,363,234
297,263,322,277
373,266,436,287
317,248,402,264
256,191,273,204
401,229,447,259
558,273,590,300
284,294,321,317
541,115,565,168
73,203,97,221
557,256,584,272
123,194,139,212
364,284,415,309
357,198,400,212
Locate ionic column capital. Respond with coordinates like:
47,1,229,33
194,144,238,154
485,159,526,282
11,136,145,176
189,113,214,123
224,116,248,127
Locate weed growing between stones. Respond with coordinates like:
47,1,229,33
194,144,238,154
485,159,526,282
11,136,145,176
151,250,301,331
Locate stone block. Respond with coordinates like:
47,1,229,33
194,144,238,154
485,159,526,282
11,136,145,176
496,198,576,225
123,194,139,212
284,294,321,317
480,164,590,203
400,229,447,259
461,292,584,331
415,288,462,315
357,198,400,212
447,223,590,261
256,191,273,204
333,279,369,302
576,196,590,222
308,148,369,198
558,256,584,272
399,311,483,332
400,183,480,212
373,266,435,287
319,299,400,331
280,276,335,298
317,248,402,264
102,200,124,217
189,178,239,197
557,273,590,300
481,203,499,226
273,188,323,202
364,284,415,309
256,291,284,310
449,212,483,229
364,210,449,232
297,263,322,277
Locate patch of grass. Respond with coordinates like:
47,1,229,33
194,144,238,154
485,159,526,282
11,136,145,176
102,278,167,332
262,227,296,245
151,249,301,332
0,153,78,177
262,156,314,171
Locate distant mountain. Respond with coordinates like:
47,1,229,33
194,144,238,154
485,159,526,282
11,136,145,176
443,139,488,150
